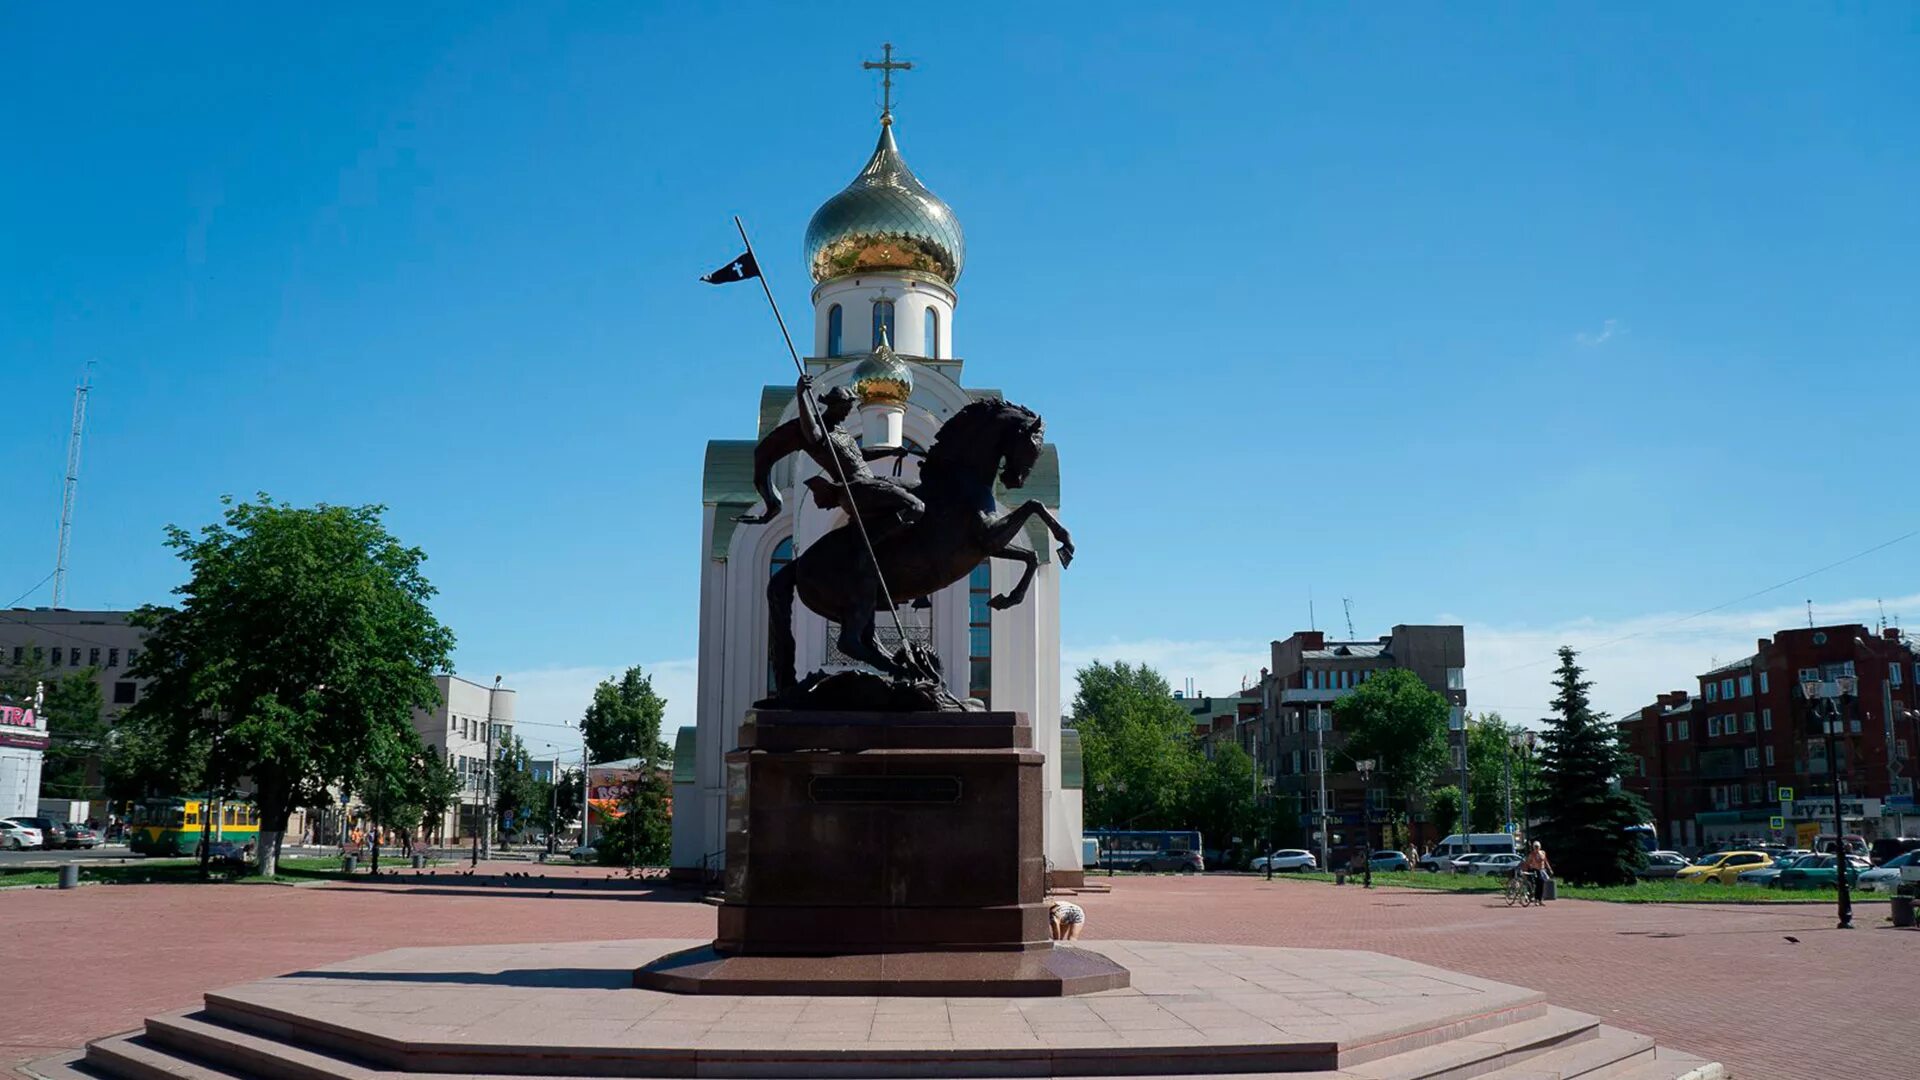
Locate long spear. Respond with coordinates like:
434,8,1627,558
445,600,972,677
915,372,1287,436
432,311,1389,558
725,216,917,667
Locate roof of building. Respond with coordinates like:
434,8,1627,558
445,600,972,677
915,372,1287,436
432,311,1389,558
1701,655,1758,677
1302,642,1387,660
803,121,965,286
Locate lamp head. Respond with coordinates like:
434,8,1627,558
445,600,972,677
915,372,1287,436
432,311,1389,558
1802,678,1822,701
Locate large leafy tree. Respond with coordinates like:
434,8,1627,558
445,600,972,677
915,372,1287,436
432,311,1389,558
1533,647,1649,885
37,670,107,804
126,496,455,876
1188,742,1260,860
582,666,667,766
1333,669,1450,832
1463,712,1541,833
594,768,672,867
491,733,549,839
1071,661,1199,830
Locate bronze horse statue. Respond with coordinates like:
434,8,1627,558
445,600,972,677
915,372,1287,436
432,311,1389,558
765,395,1073,704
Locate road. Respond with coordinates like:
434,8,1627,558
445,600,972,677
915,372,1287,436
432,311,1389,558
0,844,342,868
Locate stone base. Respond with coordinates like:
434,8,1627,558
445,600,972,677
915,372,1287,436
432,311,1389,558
54,939,1724,1080
635,942,1131,996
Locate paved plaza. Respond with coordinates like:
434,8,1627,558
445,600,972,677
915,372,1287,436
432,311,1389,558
2,867,1914,1079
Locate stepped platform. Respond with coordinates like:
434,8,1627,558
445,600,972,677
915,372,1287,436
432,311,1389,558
24,939,1722,1080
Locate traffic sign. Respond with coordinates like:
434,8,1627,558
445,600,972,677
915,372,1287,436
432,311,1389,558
1778,786,1794,802
1769,816,1784,830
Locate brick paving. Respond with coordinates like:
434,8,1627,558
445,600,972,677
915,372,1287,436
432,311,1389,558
2,865,1914,1079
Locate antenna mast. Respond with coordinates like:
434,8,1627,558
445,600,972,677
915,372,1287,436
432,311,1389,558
52,363,93,608
1343,597,1356,640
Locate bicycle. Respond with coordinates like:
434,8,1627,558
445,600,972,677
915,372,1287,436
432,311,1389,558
1504,869,1539,907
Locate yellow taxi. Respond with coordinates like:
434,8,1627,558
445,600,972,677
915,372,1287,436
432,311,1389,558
1674,850,1771,884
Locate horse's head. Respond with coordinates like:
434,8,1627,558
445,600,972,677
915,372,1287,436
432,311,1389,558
997,407,1045,490
925,398,1046,491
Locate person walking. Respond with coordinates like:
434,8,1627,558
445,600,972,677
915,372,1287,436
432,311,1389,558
1523,840,1553,903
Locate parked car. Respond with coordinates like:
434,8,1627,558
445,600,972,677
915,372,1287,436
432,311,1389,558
1636,851,1689,880
1737,854,1813,887
1869,837,1920,866
568,841,598,863
0,819,46,850
1417,833,1518,871
1675,850,1771,885
1250,849,1317,873
1449,853,1497,873
1775,853,1868,891
59,823,101,849
1470,853,1525,877
1368,851,1410,872
1858,850,1920,892
8,817,70,848
1135,849,1204,873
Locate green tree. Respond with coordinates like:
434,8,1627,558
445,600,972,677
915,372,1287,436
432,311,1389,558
1533,647,1650,885
101,710,206,804
126,496,455,876
1332,669,1450,833
1187,742,1259,863
491,734,548,840
1427,784,1464,842
413,750,461,844
582,666,668,767
594,769,672,867
38,670,108,803
1071,661,1200,830
531,767,583,847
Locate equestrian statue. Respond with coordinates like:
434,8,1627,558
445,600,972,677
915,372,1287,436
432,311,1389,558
742,373,1073,711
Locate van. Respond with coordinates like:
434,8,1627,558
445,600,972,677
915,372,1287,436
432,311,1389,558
1417,833,1518,871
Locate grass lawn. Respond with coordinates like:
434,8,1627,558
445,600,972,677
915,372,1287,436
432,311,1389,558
0,855,358,889
1273,869,1889,904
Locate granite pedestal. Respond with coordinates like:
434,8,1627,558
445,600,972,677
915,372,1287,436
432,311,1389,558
635,709,1129,996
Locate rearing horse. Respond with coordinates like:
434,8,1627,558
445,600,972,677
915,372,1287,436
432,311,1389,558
767,397,1074,691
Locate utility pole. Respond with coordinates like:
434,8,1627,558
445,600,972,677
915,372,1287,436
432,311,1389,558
52,363,93,608
581,718,592,851
483,675,500,860
1315,703,1330,871
550,756,560,856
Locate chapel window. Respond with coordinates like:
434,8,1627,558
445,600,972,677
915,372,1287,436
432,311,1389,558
826,304,843,356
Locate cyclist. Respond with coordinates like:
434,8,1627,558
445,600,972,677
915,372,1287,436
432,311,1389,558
1522,840,1553,903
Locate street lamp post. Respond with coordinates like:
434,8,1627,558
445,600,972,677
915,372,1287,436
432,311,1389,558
1314,704,1330,872
1802,674,1858,930
1094,780,1126,876
1356,758,1376,888
1506,730,1535,840
1260,776,1277,881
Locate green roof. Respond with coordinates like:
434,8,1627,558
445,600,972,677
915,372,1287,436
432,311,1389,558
758,385,796,439
703,440,759,505
672,727,697,784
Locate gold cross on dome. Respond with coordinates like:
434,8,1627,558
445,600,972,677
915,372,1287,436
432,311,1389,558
863,42,913,125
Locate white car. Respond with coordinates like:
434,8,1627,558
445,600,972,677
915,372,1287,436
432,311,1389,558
1859,849,1920,892
1450,853,1496,873
1251,849,1317,873
0,819,45,850
1469,853,1525,877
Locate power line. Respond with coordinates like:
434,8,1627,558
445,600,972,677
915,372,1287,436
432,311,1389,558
3,572,55,609
1480,525,1920,681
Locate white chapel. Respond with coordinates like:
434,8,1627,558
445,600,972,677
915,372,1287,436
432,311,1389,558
669,97,1084,883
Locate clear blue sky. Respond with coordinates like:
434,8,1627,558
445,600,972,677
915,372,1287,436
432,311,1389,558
4,5,1916,745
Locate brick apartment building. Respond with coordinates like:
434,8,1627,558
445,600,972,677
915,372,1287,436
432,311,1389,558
1618,624,1920,852
1248,626,1467,850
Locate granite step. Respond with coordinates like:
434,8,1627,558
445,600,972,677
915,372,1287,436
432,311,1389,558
1465,1026,1655,1079
1342,1006,1601,1080
141,1011,381,1080
1579,1049,1725,1080
84,1033,255,1080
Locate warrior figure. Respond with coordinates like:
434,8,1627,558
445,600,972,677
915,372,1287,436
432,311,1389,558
737,375,924,544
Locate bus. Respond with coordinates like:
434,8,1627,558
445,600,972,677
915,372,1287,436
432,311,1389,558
1625,824,1659,853
1084,829,1203,869
127,796,261,857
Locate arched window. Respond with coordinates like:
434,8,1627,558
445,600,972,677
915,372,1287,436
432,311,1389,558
767,537,794,692
922,307,939,359
826,304,842,356
871,298,895,349
968,562,992,707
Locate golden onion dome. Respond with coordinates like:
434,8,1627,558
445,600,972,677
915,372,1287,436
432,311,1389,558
804,122,964,286
847,340,914,408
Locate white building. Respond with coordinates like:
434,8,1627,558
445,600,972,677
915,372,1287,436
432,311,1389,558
408,674,516,842
0,692,48,819
671,106,1084,883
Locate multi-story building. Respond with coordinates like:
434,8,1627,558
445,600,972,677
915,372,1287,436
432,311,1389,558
1180,690,1258,757
0,608,154,819
1617,690,1694,850
1618,624,1920,851
1253,626,1467,850
408,674,517,842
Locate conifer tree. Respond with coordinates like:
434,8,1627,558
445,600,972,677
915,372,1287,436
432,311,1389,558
1534,647,1649,885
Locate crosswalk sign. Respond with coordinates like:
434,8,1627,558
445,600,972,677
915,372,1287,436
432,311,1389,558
1769,816,1785,830
1779,786,1794,802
